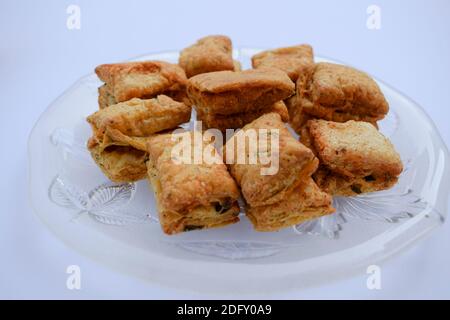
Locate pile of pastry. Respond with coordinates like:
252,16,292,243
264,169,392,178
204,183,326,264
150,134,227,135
86,35,403,235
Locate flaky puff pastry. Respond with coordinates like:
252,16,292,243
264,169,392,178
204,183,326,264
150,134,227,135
223,113,318,207
187,68,295,116
95,60,190,108
301,120,403,196
87,95,191,138
88,130,149,182
147,132,241,235
247,178,334,232
251,44,314,81
287,62,388,134
196,101,289,132
87,95,191,182
179,35,236,78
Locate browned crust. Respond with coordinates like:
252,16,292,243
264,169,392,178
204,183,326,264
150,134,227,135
187,68,295,115
179,35,235,78
147,160,240,235
197,101,289,132
246,178,335,231
88,135,149,183
312,166,399,196
300,63,388,119
252,44,314,81
95,60,188,106
301,119,403,196
86,95,191,183
87,95,191,139
146,131,241,215
98,84,117,109
287,62,388,134
156,206,240,235
224,113,318,207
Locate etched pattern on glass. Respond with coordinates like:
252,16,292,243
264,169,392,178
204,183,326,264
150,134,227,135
49,176,150,225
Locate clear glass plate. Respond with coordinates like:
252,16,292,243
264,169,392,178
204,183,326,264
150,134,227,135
28,49,450,293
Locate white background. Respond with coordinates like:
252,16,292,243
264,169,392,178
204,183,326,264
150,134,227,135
1,0,449,299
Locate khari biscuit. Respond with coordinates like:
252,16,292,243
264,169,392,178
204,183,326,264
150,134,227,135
246,178,334,231
301,119,403,196
87,95,191,138
196,101,289,131
288,62,388,133
179,35,235,78
86,95,191,182
146,132,240,234
252,44,314,81
187,68,295,116
95,60,189,108
224,113,318,207
87,129,149,182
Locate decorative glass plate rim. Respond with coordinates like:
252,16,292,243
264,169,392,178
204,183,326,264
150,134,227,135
27,49,450,293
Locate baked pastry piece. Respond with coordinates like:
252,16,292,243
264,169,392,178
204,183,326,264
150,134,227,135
95,60,189,108
87,95,191,138
287,62,389,134
247,178,334,231
224,113,333,231
301,119,403,196
98,84,117,109
251,44,314,81
196,100,289,132
87,95,191,182
224,112,318,206
179,35,235,78
146,132,241,234
187,68,295,116
88,129,149,182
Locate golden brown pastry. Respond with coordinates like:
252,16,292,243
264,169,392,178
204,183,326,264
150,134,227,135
301,119,403,196
251,44,314,81
247,178,334,232
223,113,334,231
187,68,295,116
179,35,235,78
87,95,191,182
87,95,191,138
224,113,318,207
95,60,189,108
196,101,289,132
88,129,149,182
147,132,241,234
98,84,117,109
288,62,389,134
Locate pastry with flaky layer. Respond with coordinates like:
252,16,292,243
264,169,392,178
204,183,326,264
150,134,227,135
146,132,240,234
86,95,191,182
224,113,318,207
287,62,388,134
247,178,334,231
223,113,334,231
251,44,314,81
196,100,289,132
179,35,236,78
187,68,295,116
88,129,149,182
300,119,403,196
87,95,191,137
95,60,189,108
